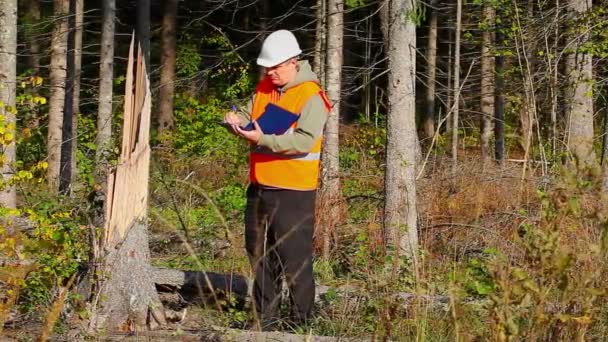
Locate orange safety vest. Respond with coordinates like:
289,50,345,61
249,78,331,190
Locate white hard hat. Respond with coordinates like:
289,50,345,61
257,30,302,68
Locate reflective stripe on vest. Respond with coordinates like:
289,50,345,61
249,78,330,190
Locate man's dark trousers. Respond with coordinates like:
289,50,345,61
245,184,315,324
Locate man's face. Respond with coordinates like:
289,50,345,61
264,58,298,87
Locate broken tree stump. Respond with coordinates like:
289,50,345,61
88,34,165,332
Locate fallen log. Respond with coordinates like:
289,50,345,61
102,326,367,341
152,268,450,309
152,267,250,298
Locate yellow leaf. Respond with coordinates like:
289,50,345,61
4,133,14,142
0,101,4,107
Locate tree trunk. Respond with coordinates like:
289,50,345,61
318,0,344,260
480,2,495,163
494,24,505,165
445,36,453,135
136,0,151,71
451,0,462,167
423,2,438,141
59,0,76,194
47,0,69,191
565,0,596,170
602,107,608,191
158,0,178,133
89,36,165,332
95,0,115,199
382,0,418,261
518,0,537,173
24,0,41,74
0,0,17,208
70,0,83,190
313,0,326,87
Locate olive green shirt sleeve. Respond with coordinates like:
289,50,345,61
256,94,328,154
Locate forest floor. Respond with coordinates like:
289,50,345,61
4,128,607,341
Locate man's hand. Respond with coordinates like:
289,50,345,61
235,121,263,144
223,111,241,125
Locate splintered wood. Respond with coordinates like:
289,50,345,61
104,35,152,248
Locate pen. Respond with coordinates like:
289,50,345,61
231,104,237,112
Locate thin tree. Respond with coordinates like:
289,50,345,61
602,106,608,191
47,0,69,190
480,1,495,163
136,0,151,70
70,0,83,188
451,0,462,166
59,0,76,194
319,0,344,259
423,0,438,141
158,0,178,133
23,0,41,74
381,0,419,261
95,0,115,195
0,0,17,208
565,0,596,169
494,20,505,165
313,0,326,86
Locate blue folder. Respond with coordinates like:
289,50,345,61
242,103,299,135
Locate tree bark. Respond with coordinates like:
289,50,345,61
565,0,597,170
313,0,326,87
494,25,505,165
89,36,165,332
602,106,608,191
0,0,17,208
382,0,419,261
70,0,83,189
451,0,462,167
24,0,41,74
95,0,115,195
423,2,438,141
59,0,76,194
318,0,344,260
158,0,178,133
47,0,69,191
518,0,537,173
136,0,151,71
480,2,495,163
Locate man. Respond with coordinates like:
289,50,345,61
224,29,330,329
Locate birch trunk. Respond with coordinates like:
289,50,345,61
565,0,597,169
382,0,418,260
0,0,17,208
47,0,69,190
158,0,178,133
318,0,344,259
480,3,495,163
423,2,438,140
95,0,115,195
